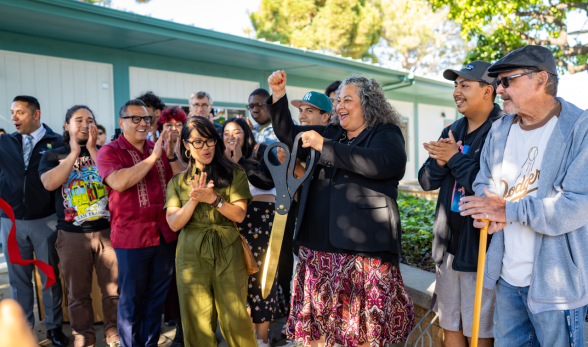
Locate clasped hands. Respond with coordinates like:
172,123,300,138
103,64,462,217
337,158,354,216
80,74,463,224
189,172,216,204
423,130,461,166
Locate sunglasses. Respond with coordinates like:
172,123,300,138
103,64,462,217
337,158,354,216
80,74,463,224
496,71,536,89
120,116,153,124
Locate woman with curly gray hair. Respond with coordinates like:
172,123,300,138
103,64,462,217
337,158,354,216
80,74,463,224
266,71,414,347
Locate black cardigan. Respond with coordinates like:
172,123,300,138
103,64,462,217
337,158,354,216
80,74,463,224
267,95,407,260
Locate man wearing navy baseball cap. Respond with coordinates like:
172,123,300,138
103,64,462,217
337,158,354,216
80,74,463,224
419,60,502,347
459,45,588,346
291,91,333,126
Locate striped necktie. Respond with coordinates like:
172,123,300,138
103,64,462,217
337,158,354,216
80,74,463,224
23,135,34,169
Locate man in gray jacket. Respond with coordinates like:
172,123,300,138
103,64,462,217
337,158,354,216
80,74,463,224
460,45,588,346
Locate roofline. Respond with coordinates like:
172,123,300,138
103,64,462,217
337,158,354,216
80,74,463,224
2,0,453,90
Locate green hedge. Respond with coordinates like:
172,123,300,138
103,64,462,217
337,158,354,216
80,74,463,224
398,191,437,272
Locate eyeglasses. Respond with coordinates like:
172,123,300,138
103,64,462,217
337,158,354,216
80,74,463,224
185,138,217,149
121,116,153,124
496,71,536,89
246,102,266,111
191,104,210,109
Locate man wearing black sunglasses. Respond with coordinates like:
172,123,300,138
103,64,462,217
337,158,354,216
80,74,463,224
96,98,185,347
419,60,501,347
459,45,588,347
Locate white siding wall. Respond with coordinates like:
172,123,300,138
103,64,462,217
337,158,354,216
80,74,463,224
389,100,415,179
417,104,457,177
129,67,260,105
0,50,114,138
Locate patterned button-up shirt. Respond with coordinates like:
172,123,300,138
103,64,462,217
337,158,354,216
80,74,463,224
253,123,278,145
96,135,177,249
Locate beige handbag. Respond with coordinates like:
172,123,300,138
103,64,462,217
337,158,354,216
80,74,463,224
234,222,259,275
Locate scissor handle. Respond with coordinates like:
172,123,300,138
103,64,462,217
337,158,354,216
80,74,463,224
264,141,292,215
286,133,316,196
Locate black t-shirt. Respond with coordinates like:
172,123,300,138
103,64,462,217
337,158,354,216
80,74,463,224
447,125,482,255
38,145,110,233
295,132,398,264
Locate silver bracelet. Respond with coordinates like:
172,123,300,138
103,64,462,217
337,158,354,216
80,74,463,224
273,90,286,99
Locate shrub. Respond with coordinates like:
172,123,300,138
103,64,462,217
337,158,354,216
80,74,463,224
398,191,436,272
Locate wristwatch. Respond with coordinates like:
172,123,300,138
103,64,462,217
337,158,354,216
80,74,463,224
167,153,178,162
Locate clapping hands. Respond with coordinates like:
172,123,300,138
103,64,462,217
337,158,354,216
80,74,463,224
423,130,462,166
189,172,216,204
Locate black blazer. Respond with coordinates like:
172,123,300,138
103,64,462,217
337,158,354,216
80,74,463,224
0,124,65,220
267,96,407,254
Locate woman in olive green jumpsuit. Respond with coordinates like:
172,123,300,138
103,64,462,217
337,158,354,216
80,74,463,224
165,117,256,347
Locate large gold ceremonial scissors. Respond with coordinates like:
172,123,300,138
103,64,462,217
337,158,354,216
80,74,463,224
261,133,316,299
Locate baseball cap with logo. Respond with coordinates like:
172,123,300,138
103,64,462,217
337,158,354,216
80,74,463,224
443,60,497,89
291,91,333,114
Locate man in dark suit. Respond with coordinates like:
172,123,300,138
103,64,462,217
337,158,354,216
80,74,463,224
0,95,68,346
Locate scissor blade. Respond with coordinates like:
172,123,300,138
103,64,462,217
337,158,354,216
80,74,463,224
261,213,288,299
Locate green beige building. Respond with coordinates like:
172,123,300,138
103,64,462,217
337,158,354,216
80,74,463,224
0,0,458,178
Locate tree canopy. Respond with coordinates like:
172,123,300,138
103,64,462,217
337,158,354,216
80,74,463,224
427,0,588,73
377,0,469,74
250,0,468,73
249,0,382,60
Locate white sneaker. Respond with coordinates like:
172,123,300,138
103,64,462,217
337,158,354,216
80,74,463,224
257,338,270,347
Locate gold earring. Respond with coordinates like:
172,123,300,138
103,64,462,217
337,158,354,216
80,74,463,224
185,149,191,158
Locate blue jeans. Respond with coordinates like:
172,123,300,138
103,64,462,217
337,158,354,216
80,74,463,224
494,277,587,347
114,236,176,347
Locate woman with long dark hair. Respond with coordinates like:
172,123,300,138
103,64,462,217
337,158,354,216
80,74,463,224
222,118,279,347
164,116,257,347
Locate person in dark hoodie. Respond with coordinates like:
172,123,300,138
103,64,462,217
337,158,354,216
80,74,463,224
0,95,67,346
418,61,502,347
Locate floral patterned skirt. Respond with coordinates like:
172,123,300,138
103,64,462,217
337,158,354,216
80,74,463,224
286,246,415,347
237,201,281,324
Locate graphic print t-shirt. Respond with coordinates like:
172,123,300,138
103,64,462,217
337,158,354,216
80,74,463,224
39,145,110,233
500,108,559,287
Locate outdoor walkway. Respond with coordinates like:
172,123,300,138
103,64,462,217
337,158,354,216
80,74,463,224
0,246,297,347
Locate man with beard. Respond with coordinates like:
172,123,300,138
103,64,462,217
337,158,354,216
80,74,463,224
460,45,588,346
39,105,120,347
419,61,502,347
97,99,184,347
0,95,67,346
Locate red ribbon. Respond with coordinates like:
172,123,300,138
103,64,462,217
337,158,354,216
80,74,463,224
0,198,56,289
